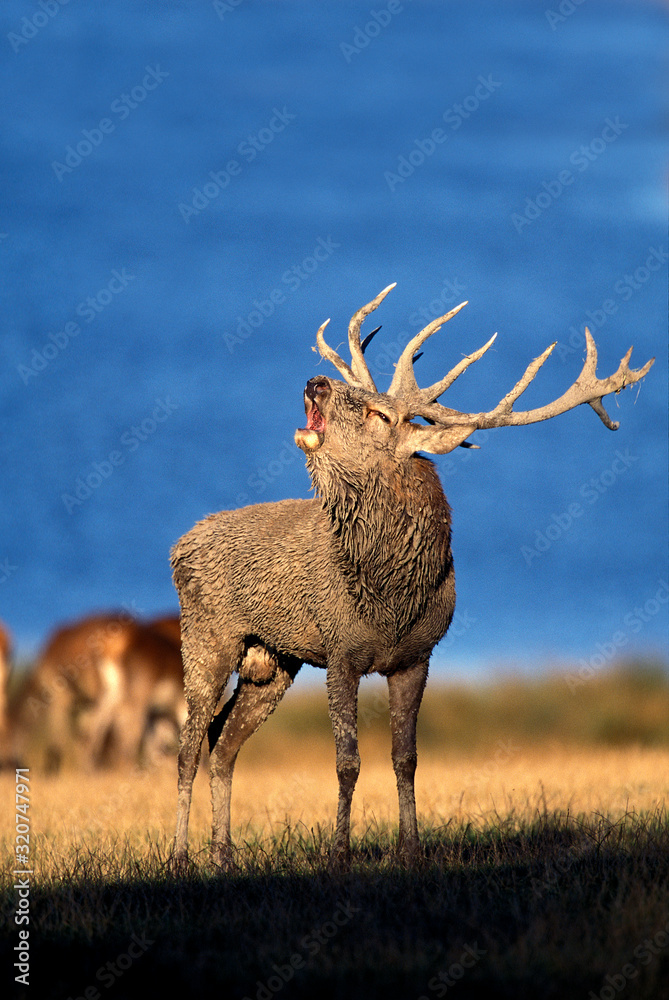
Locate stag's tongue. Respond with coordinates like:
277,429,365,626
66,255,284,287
307,404,325,433
295,402,325,452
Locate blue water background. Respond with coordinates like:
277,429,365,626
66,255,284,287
1,0,667,680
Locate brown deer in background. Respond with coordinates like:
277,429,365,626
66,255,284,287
14,613,185,770
0,622,13,766
171,284,653,869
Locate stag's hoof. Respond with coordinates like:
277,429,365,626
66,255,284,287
396,831,422,867
396,845,421,867
210,841,239,873
327,846,352,874
169,850,190,876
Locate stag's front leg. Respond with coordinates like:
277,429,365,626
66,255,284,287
387,661,428,861
326,665,361,867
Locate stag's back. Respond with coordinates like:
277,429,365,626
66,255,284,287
172,498,333,667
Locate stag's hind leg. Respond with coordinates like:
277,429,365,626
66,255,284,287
174,631,238,870
387,661,428,860
208,649,300,869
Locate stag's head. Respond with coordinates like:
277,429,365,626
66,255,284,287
295,283,654,475
294,285,481,475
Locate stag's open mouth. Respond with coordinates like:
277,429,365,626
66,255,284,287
295,381,328,453
295,403,325,452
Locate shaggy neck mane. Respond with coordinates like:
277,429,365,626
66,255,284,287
308,452,453,639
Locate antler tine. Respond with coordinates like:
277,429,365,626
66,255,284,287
314,319,359,384
361,325,381,353
347,283,396,391
315,287,395,389
574,327,621,430
387,301,468,399
415,332,498,406
582,326,600,379
580,327,617,429
580,328,654,430
490,340,557,415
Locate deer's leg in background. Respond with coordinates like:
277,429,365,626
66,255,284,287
40,677,73,774
114,693,152,767
326,665,361,865
387,661,429,859
208,662,298,869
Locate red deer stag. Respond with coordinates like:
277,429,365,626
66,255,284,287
171,284,653,869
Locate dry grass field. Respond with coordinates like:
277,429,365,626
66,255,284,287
2,664,669,999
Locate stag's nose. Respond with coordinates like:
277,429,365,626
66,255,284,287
305,377,330,402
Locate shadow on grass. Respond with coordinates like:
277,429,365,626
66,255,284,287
3,808,669,1000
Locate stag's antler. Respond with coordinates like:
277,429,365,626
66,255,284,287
407,326,654,435
315,285,654,449
315,283,396,391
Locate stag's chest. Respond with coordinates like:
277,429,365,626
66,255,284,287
323,547,456,675
346,508,452,615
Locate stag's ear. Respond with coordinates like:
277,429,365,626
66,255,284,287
397,421,478,459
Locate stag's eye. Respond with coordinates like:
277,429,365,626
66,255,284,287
366,409,390,424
